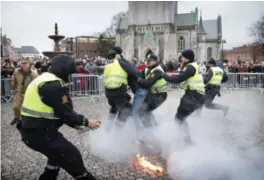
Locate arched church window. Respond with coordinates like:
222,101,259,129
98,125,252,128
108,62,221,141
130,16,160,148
207,47,212,60
178,36,186,52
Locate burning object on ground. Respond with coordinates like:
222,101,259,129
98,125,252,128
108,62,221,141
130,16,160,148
136,153,164,173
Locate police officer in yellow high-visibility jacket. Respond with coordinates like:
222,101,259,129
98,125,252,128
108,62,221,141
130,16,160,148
16,55,101,180
203,58,229,116
162,50,205,143
104,47,140,127
135,54,168,128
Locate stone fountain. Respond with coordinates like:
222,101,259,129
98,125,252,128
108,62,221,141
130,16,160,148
42,23,73,59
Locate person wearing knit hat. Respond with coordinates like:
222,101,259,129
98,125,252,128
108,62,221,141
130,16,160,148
104,46,141,129
132,53,168,132
181,49,195,62
161,49,205,145
196,58,229,116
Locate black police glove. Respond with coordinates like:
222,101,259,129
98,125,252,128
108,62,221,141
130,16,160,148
137,78,144,84
161,73,169,80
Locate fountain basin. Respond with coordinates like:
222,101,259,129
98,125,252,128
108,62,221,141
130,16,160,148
42,51,73,59
48,35,65,41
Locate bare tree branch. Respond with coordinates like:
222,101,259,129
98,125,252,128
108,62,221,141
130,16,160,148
251,14,264,55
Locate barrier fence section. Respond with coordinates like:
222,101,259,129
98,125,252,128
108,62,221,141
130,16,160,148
1,73,263,103
167,73,264,92
68,74,105,102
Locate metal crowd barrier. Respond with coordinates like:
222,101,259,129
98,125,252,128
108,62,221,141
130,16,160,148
69,74,105,102
1,73,263,103
168,73,264,94
1,78,15,103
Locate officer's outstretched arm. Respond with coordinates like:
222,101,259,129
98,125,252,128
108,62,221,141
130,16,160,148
203,69,213,84
138,70,163,88
39,81,89,128
163,65,195,84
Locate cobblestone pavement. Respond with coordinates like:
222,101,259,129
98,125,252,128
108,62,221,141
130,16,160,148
1,91,264,180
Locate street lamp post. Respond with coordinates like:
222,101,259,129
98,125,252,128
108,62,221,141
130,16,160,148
220,39,226,60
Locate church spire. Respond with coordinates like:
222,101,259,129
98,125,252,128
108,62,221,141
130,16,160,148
197,10,206,35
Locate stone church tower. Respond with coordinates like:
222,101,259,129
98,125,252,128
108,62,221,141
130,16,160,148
116,1,222,62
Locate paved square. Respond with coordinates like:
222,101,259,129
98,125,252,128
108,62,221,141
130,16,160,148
1,91,264,180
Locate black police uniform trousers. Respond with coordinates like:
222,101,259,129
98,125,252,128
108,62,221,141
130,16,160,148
175,90,204,143
196,85,227,115
17,122,95,180
105,86,132,123
176,90,204,122
140,93,167,128
203,85,226,111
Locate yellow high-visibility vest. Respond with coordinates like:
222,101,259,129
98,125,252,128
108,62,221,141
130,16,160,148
207,67,223,86
21,72,64,119
103,59,128,89
145,65,168,93
181,62,205,95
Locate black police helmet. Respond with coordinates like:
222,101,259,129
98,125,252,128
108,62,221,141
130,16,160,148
208,58,216,66
111,46,122,55
49,55,77,82
147,54,158,62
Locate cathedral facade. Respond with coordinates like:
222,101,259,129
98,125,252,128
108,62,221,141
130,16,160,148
115,1,223,62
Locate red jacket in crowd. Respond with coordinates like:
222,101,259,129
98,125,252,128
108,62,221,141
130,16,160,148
76,66,88,91
137,64,146,71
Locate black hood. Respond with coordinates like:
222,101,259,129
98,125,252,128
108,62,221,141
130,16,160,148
49,55,77,82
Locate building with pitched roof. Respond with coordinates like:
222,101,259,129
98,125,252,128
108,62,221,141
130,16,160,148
115,1,223,62
15,46,40,58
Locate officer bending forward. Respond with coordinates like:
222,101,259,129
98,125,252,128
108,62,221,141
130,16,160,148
17,55,101,180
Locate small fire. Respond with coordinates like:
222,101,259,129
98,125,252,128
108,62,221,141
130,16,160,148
136,153,164,173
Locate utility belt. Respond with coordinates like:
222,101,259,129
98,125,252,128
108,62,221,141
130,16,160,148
16,118,60,134
185,89,205,97
105,84,127,96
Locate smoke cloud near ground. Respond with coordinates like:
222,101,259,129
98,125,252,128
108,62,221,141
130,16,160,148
84,90,264,180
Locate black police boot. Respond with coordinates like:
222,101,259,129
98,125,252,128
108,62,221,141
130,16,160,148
38,167,60,180
75,172,97,180
10,118,19,126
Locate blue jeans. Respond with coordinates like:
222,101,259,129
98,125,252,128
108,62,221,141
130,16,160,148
132,88,149,130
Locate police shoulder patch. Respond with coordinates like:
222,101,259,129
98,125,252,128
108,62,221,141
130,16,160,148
62,95,69,104
183,67,187,72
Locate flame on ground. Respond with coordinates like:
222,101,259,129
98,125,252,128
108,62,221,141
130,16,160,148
136,153,164,173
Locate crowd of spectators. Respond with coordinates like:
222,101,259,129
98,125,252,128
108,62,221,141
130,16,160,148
1,55,264,102
1,56,264,79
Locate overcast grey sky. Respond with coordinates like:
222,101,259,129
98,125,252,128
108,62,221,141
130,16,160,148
1,1,264,53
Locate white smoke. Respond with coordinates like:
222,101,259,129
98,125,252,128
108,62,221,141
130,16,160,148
84,90,264,179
